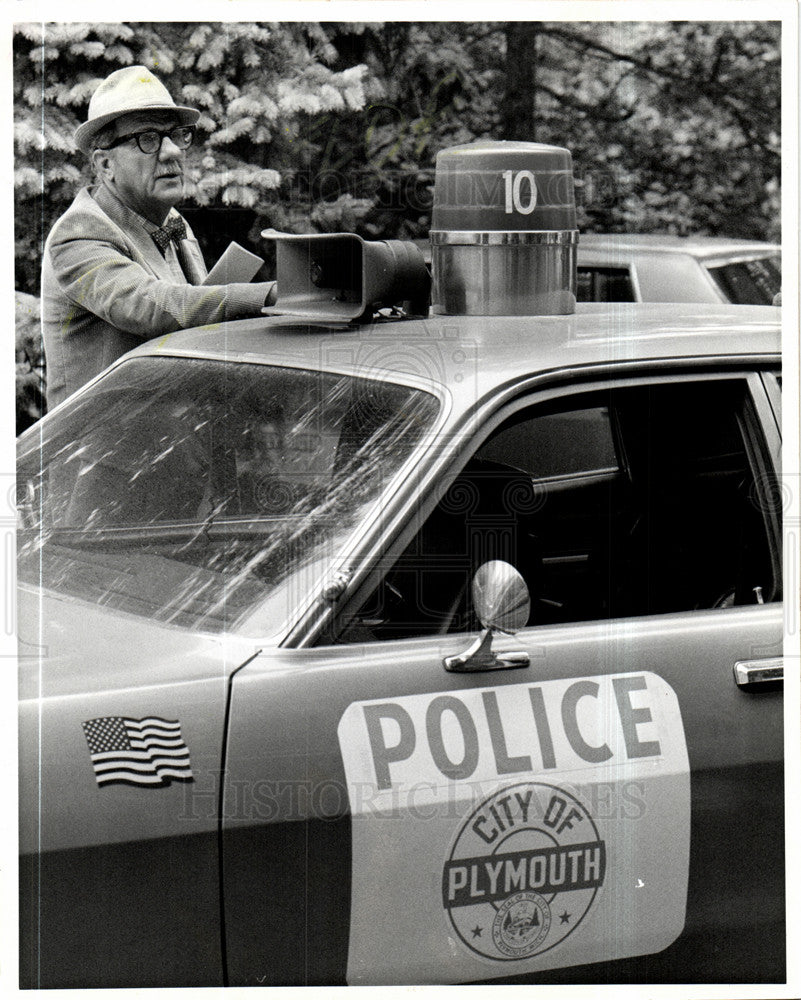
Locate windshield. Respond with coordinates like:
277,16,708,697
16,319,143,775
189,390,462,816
17,357,439,634
705,254,781,304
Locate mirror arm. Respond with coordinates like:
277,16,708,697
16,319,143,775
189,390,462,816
443,627,530,673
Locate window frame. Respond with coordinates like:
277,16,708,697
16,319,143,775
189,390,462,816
323,366,782,646
475,403,622,486
761,370,782,429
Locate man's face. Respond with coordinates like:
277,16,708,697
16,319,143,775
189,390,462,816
101,112,187,223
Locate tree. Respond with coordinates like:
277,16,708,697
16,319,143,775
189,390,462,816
293,21,780,241
15,19,781,291
15,292,46,433
502,23,539,141
13,20,781,429
13,21,369,293
502,21,781,238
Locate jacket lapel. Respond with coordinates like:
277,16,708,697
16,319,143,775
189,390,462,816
91,184,174,280
178,235,208,283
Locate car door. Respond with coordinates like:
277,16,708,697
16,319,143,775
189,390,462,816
221,365,783,986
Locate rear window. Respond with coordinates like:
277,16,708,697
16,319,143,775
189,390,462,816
576,266,636,302
705,255,781,304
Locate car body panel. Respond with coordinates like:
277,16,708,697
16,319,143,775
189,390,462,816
580,249,725,303
576,233,779,258
17,303,784,987
219,346,782,985
576,236,780,305
221,605,782,985
18,584,260,988
85,303,780,417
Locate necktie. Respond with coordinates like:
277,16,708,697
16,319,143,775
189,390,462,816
151,216,187,254
151,216,205,285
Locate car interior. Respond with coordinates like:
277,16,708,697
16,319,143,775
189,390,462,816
338,377,779,641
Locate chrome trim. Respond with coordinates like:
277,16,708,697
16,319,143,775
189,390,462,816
628,262,644,303
431,239,577,316
430,229,579,246
444,628,530,672
734,657,783,686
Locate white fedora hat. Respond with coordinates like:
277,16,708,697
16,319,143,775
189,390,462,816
74,65,199,154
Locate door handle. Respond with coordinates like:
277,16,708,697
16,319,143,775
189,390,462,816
733,657,783,688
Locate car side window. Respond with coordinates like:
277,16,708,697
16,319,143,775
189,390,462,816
478,406,618,480
576,266,636,302
337,377,779,642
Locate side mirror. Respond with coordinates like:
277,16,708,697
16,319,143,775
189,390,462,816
473,559,531,634
443,560,531,673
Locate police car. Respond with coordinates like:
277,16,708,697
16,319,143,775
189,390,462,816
17,141,784,988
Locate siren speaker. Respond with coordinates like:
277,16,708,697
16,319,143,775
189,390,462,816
261,231,430,322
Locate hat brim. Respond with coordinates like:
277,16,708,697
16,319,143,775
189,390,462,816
75,104,200,155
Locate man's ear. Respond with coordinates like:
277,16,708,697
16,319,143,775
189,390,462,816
91,148,114,182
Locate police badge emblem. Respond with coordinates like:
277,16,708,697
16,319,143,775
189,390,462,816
442,781,605,962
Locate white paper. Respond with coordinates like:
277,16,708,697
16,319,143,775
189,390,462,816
203,241,264,285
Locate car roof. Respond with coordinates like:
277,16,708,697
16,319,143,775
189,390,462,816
128,303,780,408
577,233,780,260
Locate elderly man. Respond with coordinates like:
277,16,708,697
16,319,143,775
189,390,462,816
41,65,275,409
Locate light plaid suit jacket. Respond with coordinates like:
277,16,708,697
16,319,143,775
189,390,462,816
41,183,271,408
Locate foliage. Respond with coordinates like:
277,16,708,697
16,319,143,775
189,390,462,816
13,21,781,421
14,21,369,291
15,292,46,434
15,20,781,289
309,21,781,241
534,21,782,238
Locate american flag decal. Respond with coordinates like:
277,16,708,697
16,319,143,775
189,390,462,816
82,716,193,787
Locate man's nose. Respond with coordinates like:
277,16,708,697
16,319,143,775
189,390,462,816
159,135,183,158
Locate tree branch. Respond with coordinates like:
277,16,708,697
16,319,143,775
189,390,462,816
537,81,636,123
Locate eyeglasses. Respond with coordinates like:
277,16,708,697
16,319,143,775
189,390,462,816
101,125,196,155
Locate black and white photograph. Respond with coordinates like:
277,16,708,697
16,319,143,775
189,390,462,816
6,3,799,995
